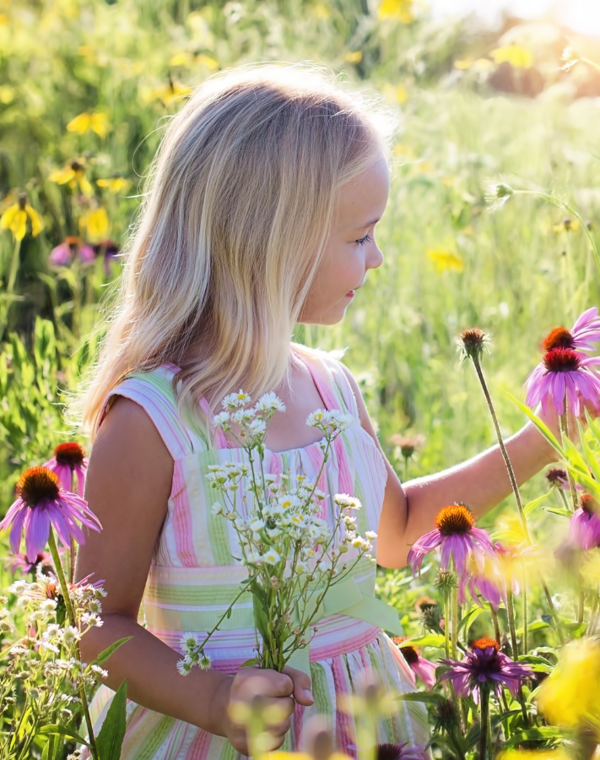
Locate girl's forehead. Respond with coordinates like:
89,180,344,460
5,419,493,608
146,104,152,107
335,157,390,230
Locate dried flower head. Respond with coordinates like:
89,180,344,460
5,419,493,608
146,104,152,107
389,433,425,460
458,328,490,362
485,181,514,210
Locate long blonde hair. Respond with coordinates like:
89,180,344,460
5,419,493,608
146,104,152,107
81,62,395,440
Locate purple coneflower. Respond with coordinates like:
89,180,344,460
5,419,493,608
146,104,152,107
569,494,600,551
49,236,95,266
44,442,88,496
0,466,101,561
525,347,600,417
464,554,503,609
392,637,437,689
376,743,429,760
542,307,600,354
440,637,531,704
5,550,54,576
407,504,496,579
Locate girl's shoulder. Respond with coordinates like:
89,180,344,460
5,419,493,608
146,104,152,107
99,363,206,460
292,343,359,418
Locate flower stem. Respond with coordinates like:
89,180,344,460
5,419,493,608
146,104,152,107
479,685,490,760
490,604,501,646
522,583,528,655
6,237,21,295
48,529,99,760
444,589,451,659
471,355,529,539
506,589,519,659
559,412,579,512
451,586,459,660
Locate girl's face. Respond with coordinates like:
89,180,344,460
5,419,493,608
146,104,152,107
298,151,390,325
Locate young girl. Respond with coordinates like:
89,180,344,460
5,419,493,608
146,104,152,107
76,63,557,759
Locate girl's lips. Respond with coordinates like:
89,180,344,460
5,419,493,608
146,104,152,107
345,290,355,297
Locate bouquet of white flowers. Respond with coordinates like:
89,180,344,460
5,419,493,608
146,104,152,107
177,391,377,674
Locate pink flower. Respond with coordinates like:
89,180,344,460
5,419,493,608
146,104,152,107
407,504,496,579
0,466,101,561
440,638,531,704
49,237,95,266
43,442,88,496
525,347,600,417
543,308,600,354
4,550,54,575
376,743,429,760
392,638,437,689
569,494,600,551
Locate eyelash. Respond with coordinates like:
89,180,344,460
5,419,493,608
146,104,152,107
354,233,372,246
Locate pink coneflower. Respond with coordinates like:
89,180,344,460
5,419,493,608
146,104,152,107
49,236,95,266
407,504,496,578
392,637,437,689
569,494,600,551
440,637,531,704
525,347,600,417
464,558,503,609
0,466,101,561
542,308,600,354
44,442,88,496
376,743,429,760
5,550,54,576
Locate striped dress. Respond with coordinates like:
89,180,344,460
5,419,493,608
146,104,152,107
85,348,430,759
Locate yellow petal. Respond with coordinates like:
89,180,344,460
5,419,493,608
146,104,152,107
454,59,473,70
89,112,109,138
196,54,218,69
67,112,93,135
378,0,414,22
49,167,76,185
25,205,43,237
491,44,534,69
344,51,363,64
426,249,464,273
80,207,109,241
0,204,20,230
169,52,191,67
78,174,93,196
97,177,130,193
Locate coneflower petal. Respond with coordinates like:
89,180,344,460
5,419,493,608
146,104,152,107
25,508,50,562
8,505,27,555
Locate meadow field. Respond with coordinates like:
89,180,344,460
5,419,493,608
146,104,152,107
1,1,600,758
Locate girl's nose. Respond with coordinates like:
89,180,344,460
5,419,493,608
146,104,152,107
367,241,384,270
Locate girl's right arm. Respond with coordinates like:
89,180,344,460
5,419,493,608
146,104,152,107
76,397,313,753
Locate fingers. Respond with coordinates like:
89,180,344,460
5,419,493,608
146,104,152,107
282,665,314,706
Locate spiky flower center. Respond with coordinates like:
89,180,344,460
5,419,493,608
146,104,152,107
543,327,574,351
545,467,568,486
16,467,60,507
54,442,85,468
391,636,420,664
460,328,488,360
435,504,475,536
472,637,500,652
376,744,405,760
581,494,599,515
543,348,581,373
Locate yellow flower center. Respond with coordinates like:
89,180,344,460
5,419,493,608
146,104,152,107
434,504,475,536
16,467,60,506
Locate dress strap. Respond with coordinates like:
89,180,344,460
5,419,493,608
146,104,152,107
300,348,360,418
98,365,209,460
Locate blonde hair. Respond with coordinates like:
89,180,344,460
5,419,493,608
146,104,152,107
81,62,395,440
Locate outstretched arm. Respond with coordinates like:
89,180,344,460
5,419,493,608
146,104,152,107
340,366,558,569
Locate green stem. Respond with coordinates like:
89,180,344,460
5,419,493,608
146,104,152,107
506,589,519,659
522,583,528,655
578,589,585,627
472,355,529,539
47,529,99,760
6,237,21,295
479,685,490,760
444,589,451,659
490,604,501,646
559,412,579,512
451,585,459,660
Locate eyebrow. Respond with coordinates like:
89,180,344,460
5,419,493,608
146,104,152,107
353,217,381,230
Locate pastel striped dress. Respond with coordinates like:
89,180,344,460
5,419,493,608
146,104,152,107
85,348,430,759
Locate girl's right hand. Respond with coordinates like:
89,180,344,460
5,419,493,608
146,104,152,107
211,665,314,754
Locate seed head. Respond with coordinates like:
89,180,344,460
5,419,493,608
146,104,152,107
543,348,581,373
435,504,475,536
54,442,86,468
433,697,459,732
434,568,458,592
580,494,599,515
543,327,574,352
389,433,425,460
545,467,568,488
458,328,490,362
16,467,60,507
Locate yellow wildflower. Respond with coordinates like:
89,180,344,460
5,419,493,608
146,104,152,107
536,637,600,729
0,193,43,241
313,4,330,18
378,0,414,23
490,44,534,69
96,176,131,193
553,216,579,233
454,59,473,70
49,160,93,196
344,51,363,64
79,206,109,242
427,249,464,273
498,751,570,760
196,54,219,70
145,78,192,106
67,111,110,138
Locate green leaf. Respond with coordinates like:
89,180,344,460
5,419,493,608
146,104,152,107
526,620,550,632
542,507,572,518
252,591,270,643
505,392,565,455
458,606,485,634
396,691,448,705
524,490,553,517
39,725,90,746
579,421,600,484
503,726,567,748
93,637,133,666
397,633,445,648
239,658,260,668
96,680,128,760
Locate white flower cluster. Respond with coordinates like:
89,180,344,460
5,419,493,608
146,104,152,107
177,392,375,676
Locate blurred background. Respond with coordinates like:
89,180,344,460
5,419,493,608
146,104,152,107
1,0,599,519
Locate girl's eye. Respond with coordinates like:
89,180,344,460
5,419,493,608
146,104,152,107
354,233,372,247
